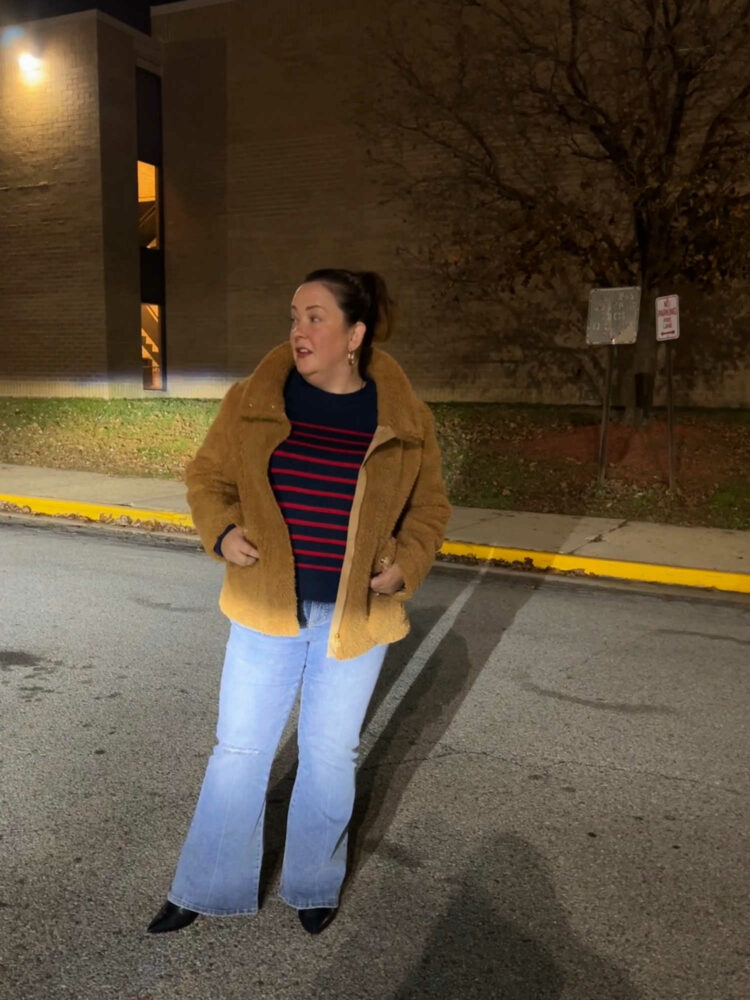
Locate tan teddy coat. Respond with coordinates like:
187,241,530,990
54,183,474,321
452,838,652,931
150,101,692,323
186,343,451,660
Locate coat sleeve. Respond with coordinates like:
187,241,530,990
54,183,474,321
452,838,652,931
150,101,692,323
393,405,451,600
185,383,244,560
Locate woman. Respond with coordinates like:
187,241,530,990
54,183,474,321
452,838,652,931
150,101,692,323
147,269,450,936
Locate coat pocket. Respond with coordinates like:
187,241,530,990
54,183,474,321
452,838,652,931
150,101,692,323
366,582,408,641
373,535,398,573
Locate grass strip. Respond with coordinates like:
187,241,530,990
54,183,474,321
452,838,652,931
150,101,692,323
0,398,748,530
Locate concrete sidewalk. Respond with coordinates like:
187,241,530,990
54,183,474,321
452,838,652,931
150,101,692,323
1,462,749,595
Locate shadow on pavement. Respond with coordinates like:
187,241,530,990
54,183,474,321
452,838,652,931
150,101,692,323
259,568,541,902
305,832,643,1000
392,833,643,1000
349,569,540,877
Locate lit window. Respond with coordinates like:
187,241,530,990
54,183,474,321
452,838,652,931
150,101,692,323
138,161,160,249
141,304,163,390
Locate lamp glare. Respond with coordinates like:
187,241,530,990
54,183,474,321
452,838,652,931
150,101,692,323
19,52,43,85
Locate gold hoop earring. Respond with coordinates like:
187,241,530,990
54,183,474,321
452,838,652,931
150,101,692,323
347,350,356,367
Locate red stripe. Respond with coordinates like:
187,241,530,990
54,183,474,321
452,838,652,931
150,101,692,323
289,427,367,455
271,466,358,486
294,548,345,561
278,485,354,501
286,518,348,532
296,563,341,572
291,419,372,439
293,427,369,446
280,501,350,517
274,449,361,470
290,533,347,547
289,436,367,456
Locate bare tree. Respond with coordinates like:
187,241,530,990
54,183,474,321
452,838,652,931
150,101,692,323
365,0,750,419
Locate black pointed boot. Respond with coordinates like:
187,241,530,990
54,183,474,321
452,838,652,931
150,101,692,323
298,907,337,935
147,899,199,934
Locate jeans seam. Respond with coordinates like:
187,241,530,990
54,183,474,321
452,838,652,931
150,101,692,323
314,741,334,902
279,698,310,899
168,891,259,917
203,755,234,907
278,893,339,910
250,800,264,911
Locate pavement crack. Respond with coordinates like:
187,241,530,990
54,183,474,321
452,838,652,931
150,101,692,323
568,518,629,555
653,628,750,648
518,680,676,715
359,752,442,771
418,745,748,798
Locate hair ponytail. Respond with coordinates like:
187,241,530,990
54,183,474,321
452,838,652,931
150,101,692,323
356,271,394,343
302,268,395,377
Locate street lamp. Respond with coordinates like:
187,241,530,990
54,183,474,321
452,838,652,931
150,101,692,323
19,52,43,85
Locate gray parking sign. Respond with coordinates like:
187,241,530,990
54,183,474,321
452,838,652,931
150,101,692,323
586,287,641,345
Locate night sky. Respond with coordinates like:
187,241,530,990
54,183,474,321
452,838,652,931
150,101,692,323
1,1,182,34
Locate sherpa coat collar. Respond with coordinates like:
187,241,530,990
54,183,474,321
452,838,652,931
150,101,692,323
237,343,425,443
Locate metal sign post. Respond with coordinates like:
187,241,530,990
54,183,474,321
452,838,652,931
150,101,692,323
586,287,641,486
597,349,615,486
655,295,680,491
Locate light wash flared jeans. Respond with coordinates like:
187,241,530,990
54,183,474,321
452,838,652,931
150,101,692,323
168,601,387,916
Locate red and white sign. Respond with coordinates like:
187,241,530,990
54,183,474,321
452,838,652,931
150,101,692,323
656,294,680,341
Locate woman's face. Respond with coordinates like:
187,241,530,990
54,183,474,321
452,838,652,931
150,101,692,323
289,282,364,388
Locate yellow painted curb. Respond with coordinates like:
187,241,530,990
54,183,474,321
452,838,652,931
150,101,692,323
0,494,194,529
440,540,750,595
2,494,747,596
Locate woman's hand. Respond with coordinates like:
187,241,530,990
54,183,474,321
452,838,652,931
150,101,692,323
220,526,260,567
370,562,405,596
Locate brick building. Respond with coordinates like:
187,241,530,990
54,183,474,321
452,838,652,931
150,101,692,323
0,0,748,404
0,0,441,400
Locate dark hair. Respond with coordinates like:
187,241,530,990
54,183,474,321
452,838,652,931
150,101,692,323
302,269,394,377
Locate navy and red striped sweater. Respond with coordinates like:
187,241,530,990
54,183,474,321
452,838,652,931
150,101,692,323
267,369,377,603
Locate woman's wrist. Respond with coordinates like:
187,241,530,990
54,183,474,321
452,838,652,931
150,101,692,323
214,523,237,557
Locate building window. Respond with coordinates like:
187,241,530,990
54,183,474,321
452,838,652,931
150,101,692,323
138,161,160,249
137,69,165,391
141,304,163,390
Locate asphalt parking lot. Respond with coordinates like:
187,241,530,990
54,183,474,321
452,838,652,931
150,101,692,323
2,523,748,999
